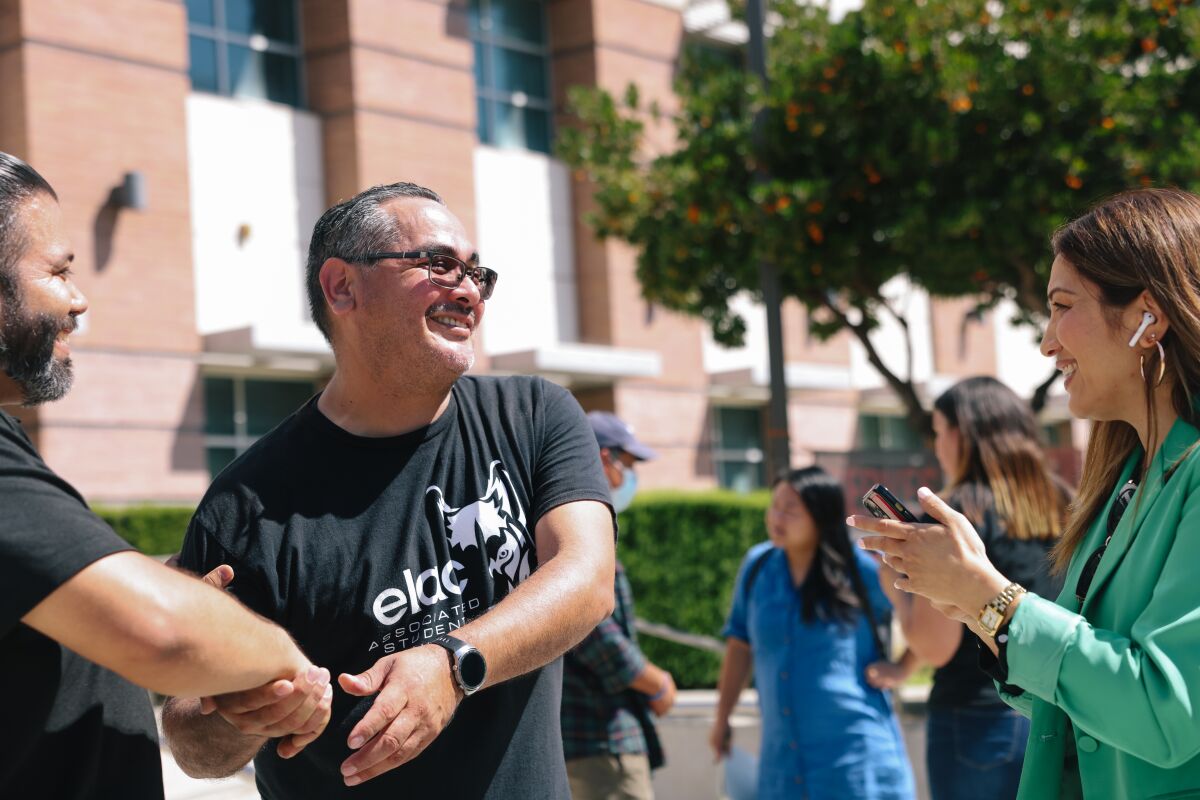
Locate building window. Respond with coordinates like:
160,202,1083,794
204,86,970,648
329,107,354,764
857,413,923,452
470,0,552,154
187,0,303,106
714,406,766,492
203,375,316,477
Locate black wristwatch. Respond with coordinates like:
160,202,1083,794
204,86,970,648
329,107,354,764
431,634,487,696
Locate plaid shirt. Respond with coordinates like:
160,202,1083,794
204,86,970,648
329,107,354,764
561,562,662,765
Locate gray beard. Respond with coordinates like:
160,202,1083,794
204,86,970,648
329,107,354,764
0,308,74,406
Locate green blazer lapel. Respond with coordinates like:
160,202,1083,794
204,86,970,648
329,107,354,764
1080,418,1200,616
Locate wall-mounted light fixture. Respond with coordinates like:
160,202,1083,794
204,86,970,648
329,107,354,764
114,171,148,211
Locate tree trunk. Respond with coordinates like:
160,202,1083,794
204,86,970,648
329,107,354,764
820,298,933,440
1030,366,1060,413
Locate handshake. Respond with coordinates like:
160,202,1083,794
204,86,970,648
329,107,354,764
192,564,333,760
166,564,464,787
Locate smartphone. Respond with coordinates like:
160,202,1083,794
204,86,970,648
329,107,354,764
861,483,918,522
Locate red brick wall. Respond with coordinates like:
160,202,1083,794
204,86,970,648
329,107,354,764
1,0,208,502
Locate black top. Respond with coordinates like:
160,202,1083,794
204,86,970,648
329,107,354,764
179,376,613,800
0,410,163,799
927,500,1063,709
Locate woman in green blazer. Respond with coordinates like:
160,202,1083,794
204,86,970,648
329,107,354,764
853,187,1200,799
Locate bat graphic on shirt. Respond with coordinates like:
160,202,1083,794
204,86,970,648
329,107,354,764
427,461,532,589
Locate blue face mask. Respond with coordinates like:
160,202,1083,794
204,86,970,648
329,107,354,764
611,462,638,514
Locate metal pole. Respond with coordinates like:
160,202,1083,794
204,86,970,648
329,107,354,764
746,0,791,479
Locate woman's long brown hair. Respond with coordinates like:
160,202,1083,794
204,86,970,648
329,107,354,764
1049,188,1200,573
935,376,1068,542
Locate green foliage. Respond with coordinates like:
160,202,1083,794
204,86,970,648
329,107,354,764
616,489,770,688
559,0,1200,426
94,506,193,556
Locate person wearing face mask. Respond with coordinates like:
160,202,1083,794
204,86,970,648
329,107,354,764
560,411,677,800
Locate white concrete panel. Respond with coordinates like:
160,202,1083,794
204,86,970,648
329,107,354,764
473,146,578,355
848,275,934,391
993,298,1063,400
701,292,766,375
186,94,326,350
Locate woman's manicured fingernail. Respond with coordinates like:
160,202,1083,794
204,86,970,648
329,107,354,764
846,516,855,526
917,486,932,499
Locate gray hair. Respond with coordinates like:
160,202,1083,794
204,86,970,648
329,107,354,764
305,182,444,343
0,152,58,303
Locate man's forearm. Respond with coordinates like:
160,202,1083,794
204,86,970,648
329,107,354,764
23,552,310,696
629,662,668,696
162,697,265,778
456,552,612,686
455,502,614,687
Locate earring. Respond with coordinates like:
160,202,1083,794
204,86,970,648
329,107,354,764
1139,334,1167,387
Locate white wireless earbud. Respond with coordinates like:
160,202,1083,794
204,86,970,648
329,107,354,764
1128,311,1156,348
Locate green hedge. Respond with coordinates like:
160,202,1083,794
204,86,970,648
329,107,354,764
95,491,769,689
617,489,770,689
95,506,194,556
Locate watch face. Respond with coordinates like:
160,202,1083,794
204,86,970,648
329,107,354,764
458,649,487,689
980,607,1003,631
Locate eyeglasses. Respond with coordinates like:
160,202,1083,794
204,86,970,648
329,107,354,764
356,251,498,300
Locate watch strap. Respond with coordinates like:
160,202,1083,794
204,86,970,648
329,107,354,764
431,634,486,695
978,582,1026,639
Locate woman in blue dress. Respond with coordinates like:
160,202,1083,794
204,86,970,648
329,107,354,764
709,466,915,799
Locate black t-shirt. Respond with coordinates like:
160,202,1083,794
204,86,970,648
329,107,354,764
179,376,613,800
0,410,163,799
926,501,1063,709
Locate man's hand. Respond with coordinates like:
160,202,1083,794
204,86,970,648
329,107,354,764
191,563,333,758
200,666,333,758
337,645,462,786
648,670,677,717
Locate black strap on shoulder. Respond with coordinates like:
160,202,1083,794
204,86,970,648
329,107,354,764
743,546,775,599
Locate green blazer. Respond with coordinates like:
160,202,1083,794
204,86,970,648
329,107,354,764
1001,414,1200,800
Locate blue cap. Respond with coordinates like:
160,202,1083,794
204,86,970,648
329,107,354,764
587,411,657,461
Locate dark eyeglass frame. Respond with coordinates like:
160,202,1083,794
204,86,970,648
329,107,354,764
356,251,498,300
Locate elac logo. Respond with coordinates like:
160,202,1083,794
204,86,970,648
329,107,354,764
372,560,469,625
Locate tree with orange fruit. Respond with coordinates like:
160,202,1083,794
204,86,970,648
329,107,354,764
558,0,1200,435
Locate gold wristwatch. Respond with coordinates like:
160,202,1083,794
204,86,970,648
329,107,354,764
978,582,1026,639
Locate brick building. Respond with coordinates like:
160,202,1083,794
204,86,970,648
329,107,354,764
0,0,1075,504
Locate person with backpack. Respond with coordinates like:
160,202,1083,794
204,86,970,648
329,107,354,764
709,466,915,799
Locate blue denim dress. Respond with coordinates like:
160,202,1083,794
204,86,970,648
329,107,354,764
724,543,916,800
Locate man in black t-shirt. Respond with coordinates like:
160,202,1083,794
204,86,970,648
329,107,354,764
0,154,333,797
163,182,617,798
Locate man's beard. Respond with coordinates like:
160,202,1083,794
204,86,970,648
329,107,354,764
0,300,75,406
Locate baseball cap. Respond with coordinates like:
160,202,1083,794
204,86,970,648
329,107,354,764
587,411,657,461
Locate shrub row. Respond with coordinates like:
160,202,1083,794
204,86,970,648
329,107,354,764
96,490,771,688
94,506,193,557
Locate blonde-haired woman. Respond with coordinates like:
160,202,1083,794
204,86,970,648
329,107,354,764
869,376,1070,799
854,187,1200,798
